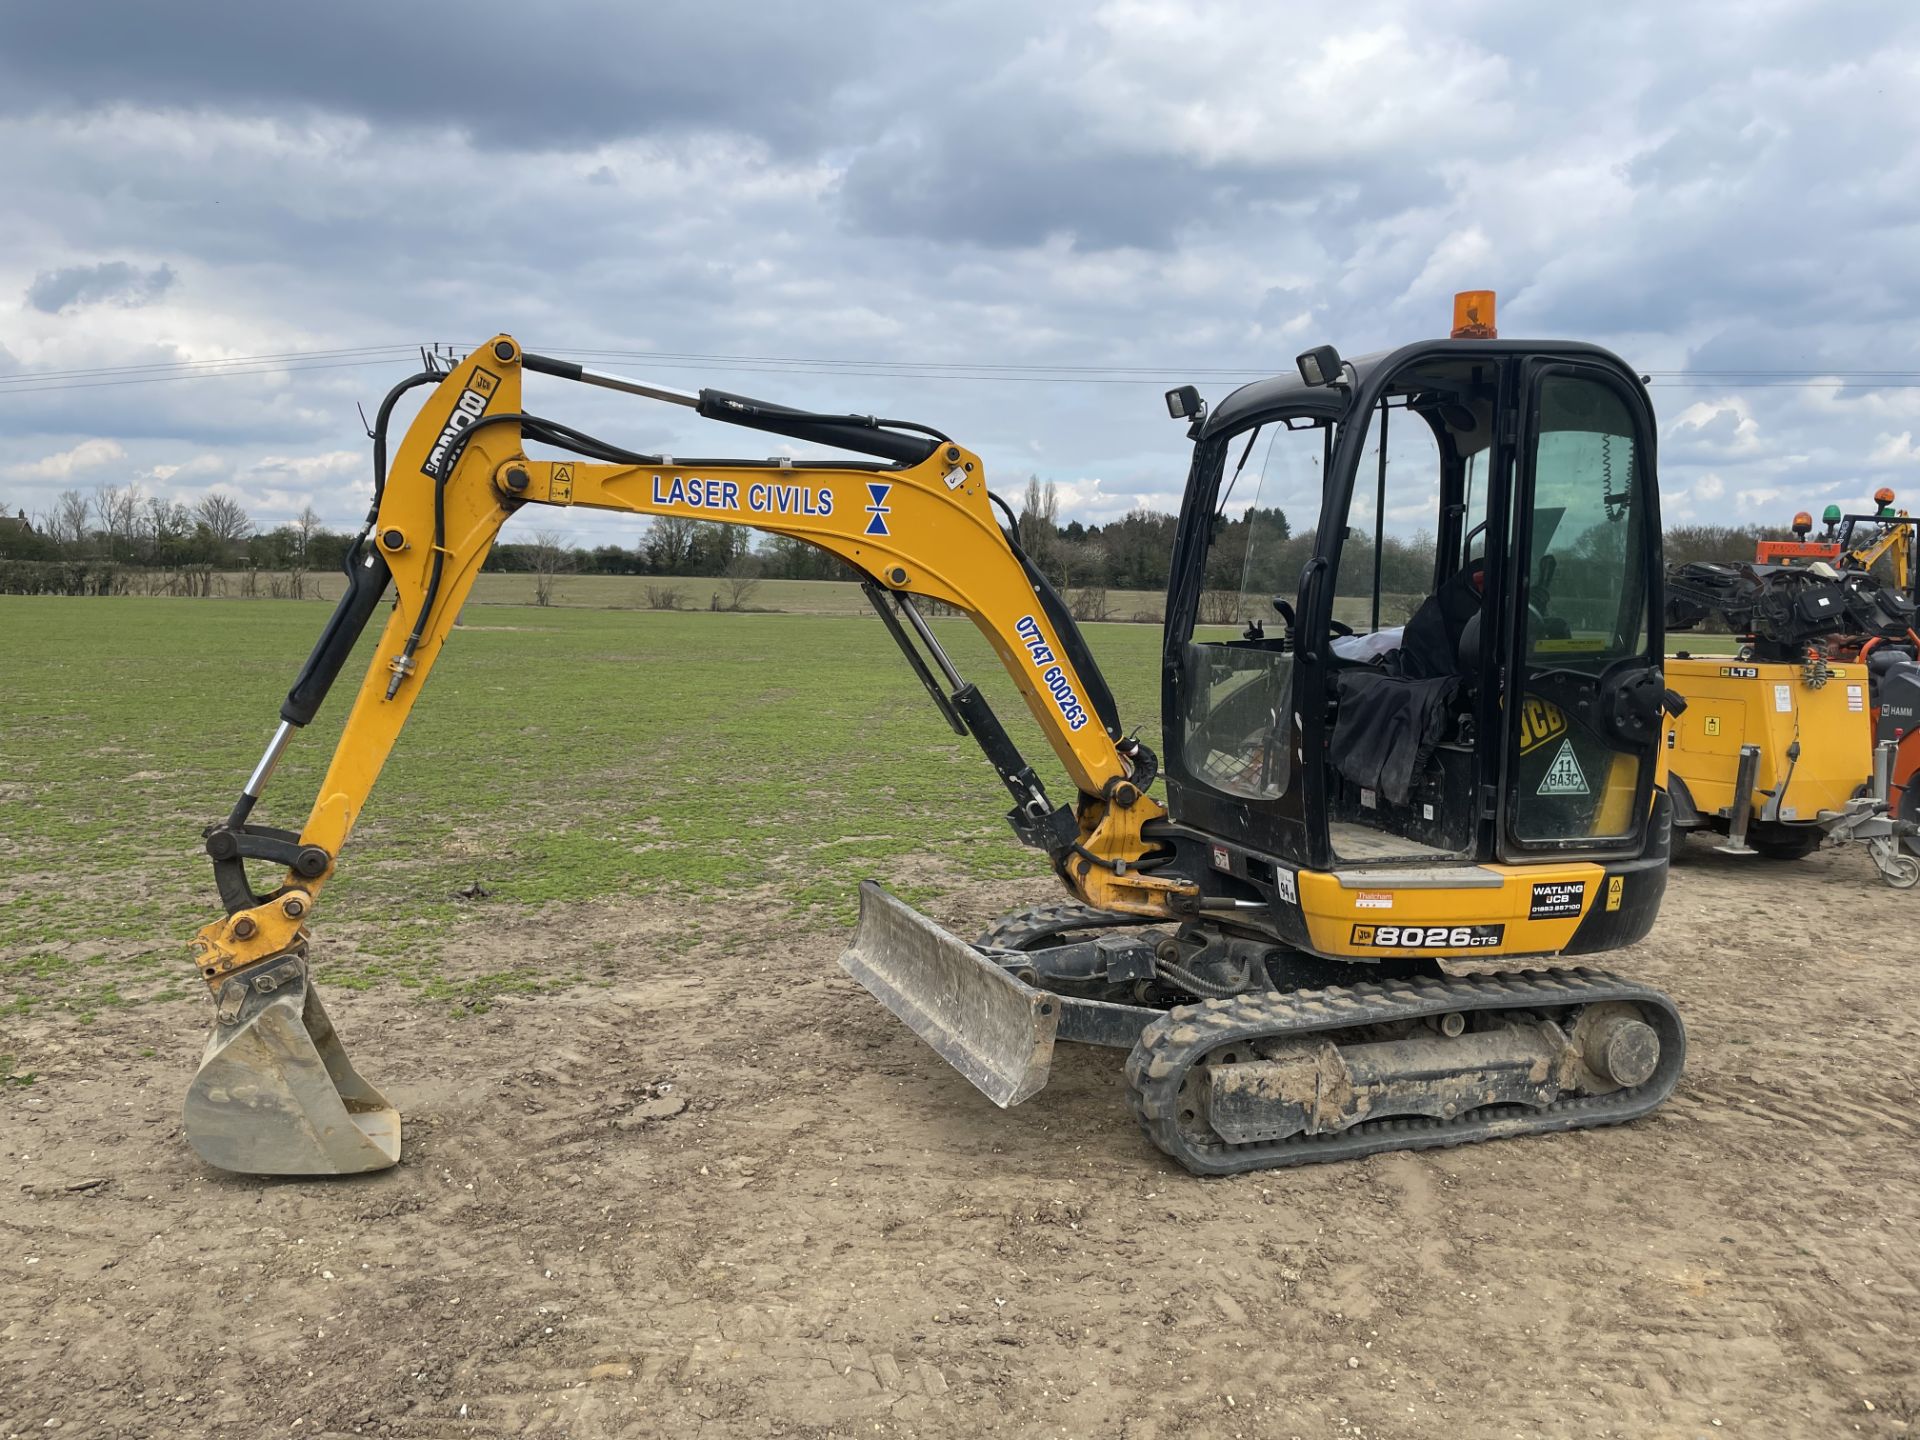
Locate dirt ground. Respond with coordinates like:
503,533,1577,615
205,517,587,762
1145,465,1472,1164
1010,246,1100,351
4,841,1917,1440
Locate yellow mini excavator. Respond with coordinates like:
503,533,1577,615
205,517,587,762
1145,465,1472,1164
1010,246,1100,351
185,293,1687,1178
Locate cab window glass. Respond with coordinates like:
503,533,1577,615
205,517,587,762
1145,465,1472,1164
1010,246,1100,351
1510,372,1651,847
1178,421,1325,800
1198,421,1323,635
1524,377,1649,670
1330,401,1443,634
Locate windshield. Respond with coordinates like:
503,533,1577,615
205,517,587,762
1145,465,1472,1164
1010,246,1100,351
1176,419,1329,802
1198,419,1328,636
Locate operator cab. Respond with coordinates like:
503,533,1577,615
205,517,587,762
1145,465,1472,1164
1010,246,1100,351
1161,294,1667,882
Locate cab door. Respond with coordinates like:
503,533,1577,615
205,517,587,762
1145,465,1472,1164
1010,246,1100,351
1499,363,1665,859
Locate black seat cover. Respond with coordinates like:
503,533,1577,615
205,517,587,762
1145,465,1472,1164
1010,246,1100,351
1330,669,1459,805
1327,562,1482,806
1396,561,1485,681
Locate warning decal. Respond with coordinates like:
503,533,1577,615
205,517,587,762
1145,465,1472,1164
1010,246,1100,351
1537,739,1590,796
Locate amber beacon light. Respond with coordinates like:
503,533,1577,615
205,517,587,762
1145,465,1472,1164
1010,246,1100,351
1451,290,1498,339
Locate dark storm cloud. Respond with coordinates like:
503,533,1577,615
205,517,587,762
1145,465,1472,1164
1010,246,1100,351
25,261,175,314
0,0,879,152
1,0,1918,540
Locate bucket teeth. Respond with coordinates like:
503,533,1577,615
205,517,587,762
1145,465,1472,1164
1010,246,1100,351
183,958,399,1176
839,880,1059,1108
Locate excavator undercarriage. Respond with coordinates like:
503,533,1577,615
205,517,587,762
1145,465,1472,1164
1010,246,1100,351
182,299,1688,1179
844,887,1682,1175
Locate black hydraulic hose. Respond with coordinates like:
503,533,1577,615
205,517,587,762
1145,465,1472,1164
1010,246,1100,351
1154,952,1252,999
989,491,1021,544
277,370,439,727
523,414,659,466
346,370,440,576
387,410,527,694
370,372,441,513
870,416,953,444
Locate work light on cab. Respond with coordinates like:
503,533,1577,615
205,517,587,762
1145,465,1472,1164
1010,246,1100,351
1451,289,1498,339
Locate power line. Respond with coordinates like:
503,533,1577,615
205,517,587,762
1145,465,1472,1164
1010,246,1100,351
0,343,418,386
4,338,1920,396
0,354,428,396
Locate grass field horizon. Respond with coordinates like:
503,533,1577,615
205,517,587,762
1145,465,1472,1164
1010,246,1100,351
0,598,1167,1029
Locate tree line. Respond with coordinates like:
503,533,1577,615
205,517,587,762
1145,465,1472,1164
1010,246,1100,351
0,483,349,597
1,476,1796,615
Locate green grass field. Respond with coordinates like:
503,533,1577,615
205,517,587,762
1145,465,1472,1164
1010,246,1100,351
0,597,1738,1030
0,598,1166,1025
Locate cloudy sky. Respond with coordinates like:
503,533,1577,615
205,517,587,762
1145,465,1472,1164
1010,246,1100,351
1,0,1917,550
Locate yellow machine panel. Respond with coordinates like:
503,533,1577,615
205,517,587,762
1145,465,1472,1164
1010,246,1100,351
1663,657,1872,822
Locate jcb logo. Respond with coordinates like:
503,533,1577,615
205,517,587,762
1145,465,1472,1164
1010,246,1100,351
1518,697,1568,755
423,368,501,479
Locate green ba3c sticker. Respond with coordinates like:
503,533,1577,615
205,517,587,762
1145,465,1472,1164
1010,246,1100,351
1537,739,1589,796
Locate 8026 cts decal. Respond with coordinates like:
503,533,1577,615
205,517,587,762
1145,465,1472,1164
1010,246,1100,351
1351,923,1505,950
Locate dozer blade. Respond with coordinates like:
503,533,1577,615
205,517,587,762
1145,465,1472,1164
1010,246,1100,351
840,880,1059,1107
183,960,400,1176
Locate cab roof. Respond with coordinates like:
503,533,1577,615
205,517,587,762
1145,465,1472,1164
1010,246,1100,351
1197,338,1643,440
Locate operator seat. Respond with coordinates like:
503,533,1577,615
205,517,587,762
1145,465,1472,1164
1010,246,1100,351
1326,561,1484,807
1395,559,1486,682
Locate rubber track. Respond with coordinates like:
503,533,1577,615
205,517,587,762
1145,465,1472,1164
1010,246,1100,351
1124,968,1686,1176
976,902,1160,952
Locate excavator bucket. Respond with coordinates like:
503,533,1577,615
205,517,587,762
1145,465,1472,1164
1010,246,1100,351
183,964,400,1176
839,880,1060,1107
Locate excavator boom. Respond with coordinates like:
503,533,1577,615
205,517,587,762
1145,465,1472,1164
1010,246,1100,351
185,336,1182,1174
